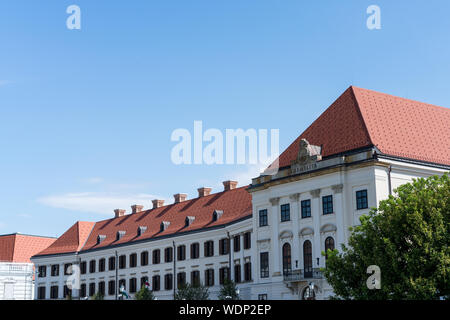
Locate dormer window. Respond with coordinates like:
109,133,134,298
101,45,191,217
212,210,223,222
97,235,106,245
116,231,126,241
137,226,147,237
160,221,170,232
185,216,195,227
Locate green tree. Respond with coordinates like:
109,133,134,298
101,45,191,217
135,286,155,300
174,283,209,300
323,174,449,300
91,292,104,300
218,279,240,300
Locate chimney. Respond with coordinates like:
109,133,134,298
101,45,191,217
131,204,144,214
174,193,187,203
114,209,126,218
152,199,165,209
223,180,238,191
197,187,212,197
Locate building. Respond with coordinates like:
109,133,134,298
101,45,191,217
0,233,56,300
31,86,449,300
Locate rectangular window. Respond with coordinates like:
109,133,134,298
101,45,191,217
233,235,240,252
51,264,59,277
191,243,200,259
165,274,173,290
301,199,311,218
205,269,214,286
140,276,149,289
177,272,186,289
80,261,87,274
119,255,126,269
63,285,71,299
38,265,46,278
50,286,58,299
99,258,105,272
89,283,95,297
191,270,200,287
219,267,230,285
259,209,268,227
108,280,115,296
140,251,149,266
244,232,251,250
204,241,214,257
280,204,290,222
234,265,241,283
80,283,87,298
130,253,137,268
152,276,160,291
37,286,46,300
177,245,186,261
219,238,229,255
356,190,368,210
165,247,173,263
98,281,105,296
64,263,72,275
322,195,333,215
129,278,137,293
108,257,116,271
89,260,96,273
153,249,161,264
244,262,252,282
260,252,269,278
258,294,268,300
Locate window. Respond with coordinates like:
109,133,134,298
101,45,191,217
51,264,59,277
141,276,149,289
325,237,335,260
234,265,241,283
322,195,333,215
177,245,186,261
204,241,214,257
80,261,87,274
129,253,137,268
244,232,251,250
244,262,252,282
89,260,96,273
80,283,87,298
152,275,160,291
165,274,173,290
108,257,116,271
280,204,290,222
119,255,126,269
258,294,268,300
98,281,105,296
191,243,200,259
64,263,72,275
282,243,292,275
259,209,268,227
108,280,115,296
165,247,173,263
153,249,161,264
219,238,229,255
38,265,46,278
177,272,186,289
63,285,71,299
205,269,214,286
141,251,149,266
219,267,230,285
89,283,95,297
50,286,58,299
129,278,137,293
37,286,46,300
260,252,269,278
303,240,313,278
301,200,311,218
119,279,126,291
99,258,106,272
356,189,368,210
191,270,200,287
233,235,240,252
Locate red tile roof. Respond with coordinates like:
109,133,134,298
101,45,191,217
34,221,95,257
0,234,56,263
272,86,450,170
81,186,252,251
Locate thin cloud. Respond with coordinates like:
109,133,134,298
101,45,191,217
0,80,11,87
38,192,167,216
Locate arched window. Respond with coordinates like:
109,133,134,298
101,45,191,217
303,240,312,278
324,237,335,260
282,243,292,275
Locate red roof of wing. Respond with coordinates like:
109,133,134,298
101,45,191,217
0,234,56,263
34,221,95,257
271,86,450,170
81,186,252,251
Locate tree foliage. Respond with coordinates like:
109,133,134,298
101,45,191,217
91,292,104,300
135,286,155,300
174,283,210,300
323,174,449,300
218,279,240,300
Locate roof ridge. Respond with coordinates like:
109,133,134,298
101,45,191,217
78,221,95,252
348,86,375,147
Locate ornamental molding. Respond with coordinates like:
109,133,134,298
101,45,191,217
269,197,280,206
310,189,321,198
289,193,300,201
291,139,322,174
331,184,344,194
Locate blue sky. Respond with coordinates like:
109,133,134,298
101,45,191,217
0,1,449,237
